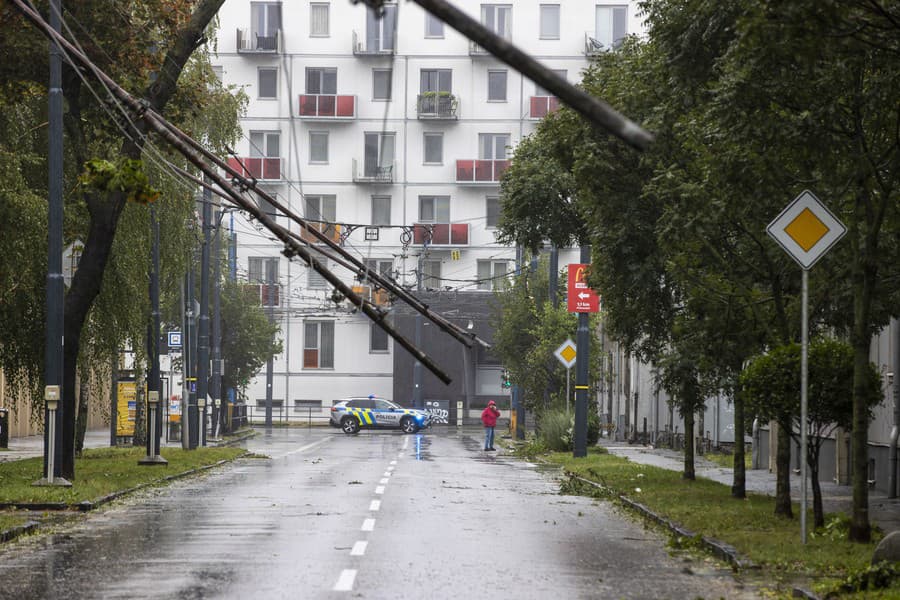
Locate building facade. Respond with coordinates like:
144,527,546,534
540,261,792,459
212,1,642,419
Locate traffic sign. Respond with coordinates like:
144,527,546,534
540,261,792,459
167,331,182,349
766,190,846,270
566,263,600,313
554,339,577,369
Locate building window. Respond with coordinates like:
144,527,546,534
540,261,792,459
294,399,323,412
309,131,329,163
371,196,391,226
305,194,336,224
363,132,395,177
539,4,560,39
419,195,450,223
310,3,330,37
481,4,512,39
251,2,282,44
595,5,628,51
370,322,390,353
535,69,566,97
212,65,224,83
258,67,277,99
249,131,280,159
304,321,334,368
306,67,337,94
420,69,452,94
257,192,279,219
479,133,510,160
425,12,444,38
477,260,509,291
487,70,507,102
373,69,392,100
364,258,394,279
422,259,442,289
365,3,397,51
424,132,443,164
248,256,279,284
486,196,500,228
307,258,329,289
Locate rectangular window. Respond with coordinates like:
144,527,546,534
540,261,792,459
423,132,443,164
307,258,329,289
370,323,389,352
309,131,329,163
294,399,323,412
364,258,394,278
366,3,397,51
251,2,282,40
422,259,442,289
420,69,452,93
371,196,391,226
477,260,509,291
487,70,507,102
258,67,277,99
212,65,224,83
305,194,336,223
310,3,329,36
304,321,334,368
539,4,560,39
373,69,392,100
595,5,628,51
248,256,279,284
257,192,279,219
535,69,567,97
249,131,280,159
306,67,337,94
363,132,395,177
419,195,450,223
486,196,500,228
425,13,444,38
481,4,512,39
479,133,510,160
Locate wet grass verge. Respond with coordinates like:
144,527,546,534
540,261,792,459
0,446,246,507
537,448,899,598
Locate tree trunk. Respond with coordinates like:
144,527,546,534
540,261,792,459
683,409,695,480
810,443,824,529
732,384,746,499
850,340,872,541
132,365,146,447
75,374,89,456
775,418,793,518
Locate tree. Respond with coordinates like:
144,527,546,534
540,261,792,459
741,339,882,527
219,280,282,398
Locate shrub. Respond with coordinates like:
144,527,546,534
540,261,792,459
539,410,573,451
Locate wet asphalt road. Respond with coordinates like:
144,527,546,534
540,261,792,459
0,427,758,599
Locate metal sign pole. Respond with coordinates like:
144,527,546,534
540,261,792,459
566,368,570,415
801,269,809,544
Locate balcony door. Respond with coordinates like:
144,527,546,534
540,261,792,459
366,4,397,52
251,2,282,46
595,5,628,51
479,133,509,160
364,133,395,178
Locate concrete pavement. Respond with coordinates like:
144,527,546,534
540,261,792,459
599,439,900,534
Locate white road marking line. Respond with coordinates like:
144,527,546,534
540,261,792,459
390,460,397,466
362,518,376,532
375,485,385,494
369,500,381,511
351,541,368,556
402,437,409,450
383,471,391,477
271,437,331,459
379,477,389,484
333,569,356,591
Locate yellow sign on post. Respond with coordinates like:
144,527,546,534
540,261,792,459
116,381,137,437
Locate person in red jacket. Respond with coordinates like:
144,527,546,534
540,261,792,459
481,400,501,451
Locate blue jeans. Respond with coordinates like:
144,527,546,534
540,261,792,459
484,426,495,449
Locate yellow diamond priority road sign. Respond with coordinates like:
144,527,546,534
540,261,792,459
767,190,846,270
554,339,577,369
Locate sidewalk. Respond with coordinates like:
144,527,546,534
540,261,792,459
0,429,184,463
599,440,900,534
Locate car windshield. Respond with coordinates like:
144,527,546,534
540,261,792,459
374,399,401,411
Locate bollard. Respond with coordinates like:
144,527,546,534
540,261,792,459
0,407,8,449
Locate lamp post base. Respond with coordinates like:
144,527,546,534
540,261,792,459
138,455,169,465
32,477,72,487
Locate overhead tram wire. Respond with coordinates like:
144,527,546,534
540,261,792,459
11,0,455,385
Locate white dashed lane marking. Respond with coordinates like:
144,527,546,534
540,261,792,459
334,569,356,592
351,541,368,556
369,499,381,511
375,486,385,494
362,518,375,532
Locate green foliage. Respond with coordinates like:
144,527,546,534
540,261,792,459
826,562,900,597
539,410,573,452
220,280,283,395
78,158,160,205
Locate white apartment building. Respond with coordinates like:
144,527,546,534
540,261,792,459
211,1,645,418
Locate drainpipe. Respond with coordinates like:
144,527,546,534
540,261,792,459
889,317,899,498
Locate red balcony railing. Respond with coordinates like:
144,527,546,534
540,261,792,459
298,94,356,119
455,159,510,184
227,157,281,180
412,223,469,246
529,96,560,119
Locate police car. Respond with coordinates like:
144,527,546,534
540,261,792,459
330,396,432,434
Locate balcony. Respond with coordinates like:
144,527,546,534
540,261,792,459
300,222,341,245
243,283,281,307
585,32,605,56
529,96,560,119
226,157,281,181
455,159,509,185
237,28,281,53
352,30,395,56
298,94,356,120
416,93,459,120
412,223,469,246
353,158,396,184
351,285,391,307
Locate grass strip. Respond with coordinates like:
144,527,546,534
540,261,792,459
0,514,31,533
0,446,246,505
542,448,879,579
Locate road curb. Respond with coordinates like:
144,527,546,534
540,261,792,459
0,520,40,544
212,429,258,447
567,472,757,571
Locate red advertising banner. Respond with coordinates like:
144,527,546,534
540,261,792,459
567,263,600,313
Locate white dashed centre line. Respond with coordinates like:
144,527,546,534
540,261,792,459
334,569,356,592
379,477,389,484
361,518,376,532
390,461,397,466
375,485,385,495
383,471,391,477
369,499,381,511
351,541,368,556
